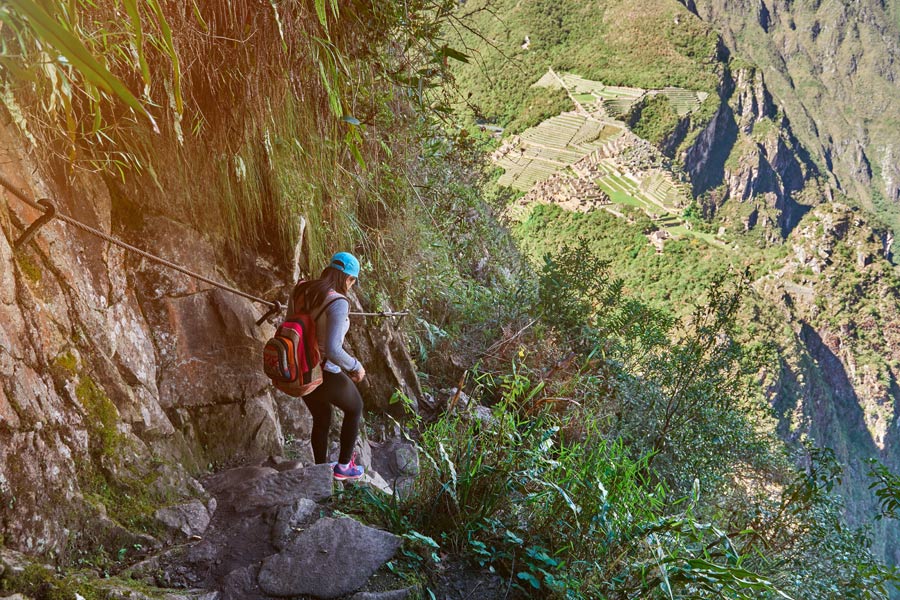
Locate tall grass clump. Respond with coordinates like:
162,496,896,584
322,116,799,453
384,365,798,598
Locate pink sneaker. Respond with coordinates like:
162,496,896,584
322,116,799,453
333,456,364,480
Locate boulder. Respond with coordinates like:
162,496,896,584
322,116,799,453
261,454,305,472
368,440,419,499
187,392,284,463
202,466,278,496
0,548,33,577
155,500,211,537
220,566,261,600
162,592,219,600
257,517,401,599
271,498,320,550
357,470,394,496
350,590,415,600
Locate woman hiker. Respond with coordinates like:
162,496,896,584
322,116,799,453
289,251,366,480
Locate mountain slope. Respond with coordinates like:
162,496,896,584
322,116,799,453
452,0,900,569
683,0,900,232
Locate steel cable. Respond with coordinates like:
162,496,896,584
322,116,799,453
0,175,409,320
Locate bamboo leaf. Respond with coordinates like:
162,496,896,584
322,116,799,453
7,0,158,131
189,0,208,32
314,0,328,31
121,0,150,90
144,0,182,115
267,0,288,53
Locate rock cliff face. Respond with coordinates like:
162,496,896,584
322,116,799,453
683,65,815,237
0,119,420,560
677,40,900,564
754,203,900,563
681,0,900,227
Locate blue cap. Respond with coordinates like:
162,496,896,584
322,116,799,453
329,251,360,279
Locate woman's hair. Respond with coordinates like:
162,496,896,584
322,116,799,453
292,266,351,310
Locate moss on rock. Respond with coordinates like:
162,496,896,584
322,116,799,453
15,253,42,284
75,376,122,461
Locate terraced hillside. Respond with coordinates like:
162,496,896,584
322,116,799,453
496,71,714,244
534,69,708,118
493,112,625,190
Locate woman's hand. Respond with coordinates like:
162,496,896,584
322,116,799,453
349,365,366,383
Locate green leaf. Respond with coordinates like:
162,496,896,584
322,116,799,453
517,572,541,589
314,0,328,31
121,0,150,89
268,0,288,53
145,0,182,116
8,0,157,130
403,530,440,549
439,45,470,63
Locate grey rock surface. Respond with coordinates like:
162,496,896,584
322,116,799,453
162,592,220,600
155,500,211,537
202,466,278,496
218,464,333,513
350,589,415,600
220,566,262,600
272,498,320,550
257,517,401,599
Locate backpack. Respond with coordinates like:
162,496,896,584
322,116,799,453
262,291,346,397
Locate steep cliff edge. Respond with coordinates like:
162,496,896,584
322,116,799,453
683,65,815,238
0,117,421,562
751,202,900,563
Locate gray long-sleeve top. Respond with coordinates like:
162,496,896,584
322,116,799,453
314,292,361,374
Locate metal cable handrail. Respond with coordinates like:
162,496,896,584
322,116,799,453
0,175,409,323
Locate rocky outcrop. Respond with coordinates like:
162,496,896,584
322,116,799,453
754,203,900,564
124,462,405,600
685,0,900,220
683,66,815,236
258,517,401,598
0,117,422,561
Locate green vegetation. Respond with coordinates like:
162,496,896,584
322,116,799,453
53,352,78,375
513,203,732,309
349,240,898,597
75,376,123,461
506,87,573,134
4,0,900,597
0,0,470,263
71,374,177,542
449,0,720,128
15,253,42,284
628,94,681,145
1,563,172,600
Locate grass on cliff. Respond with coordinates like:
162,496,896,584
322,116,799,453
0,0,470,264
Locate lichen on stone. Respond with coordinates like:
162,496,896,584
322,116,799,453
14,252,42,284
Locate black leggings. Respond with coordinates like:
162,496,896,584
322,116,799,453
302,370,362,464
